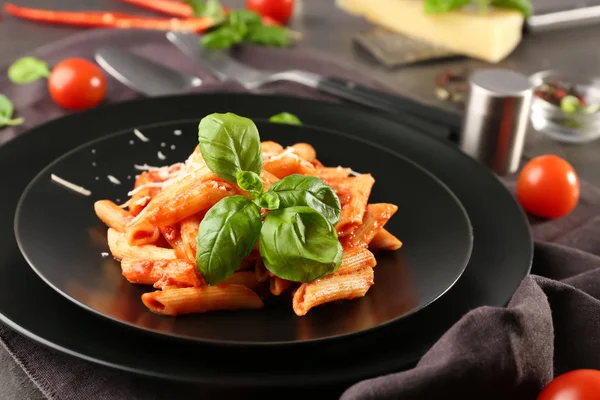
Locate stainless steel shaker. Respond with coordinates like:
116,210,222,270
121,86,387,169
459,69,534,175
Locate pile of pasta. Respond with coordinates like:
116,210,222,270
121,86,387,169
94,141,402,317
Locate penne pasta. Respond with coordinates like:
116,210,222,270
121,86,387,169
94,200,132,232
318,167,351,180
96,133,402,317
335,174,375,235
370,228,403,251
222,271,267,294
180,214,201,262
263,151,317,178
290,143,316,161
127,172,233,245
345,203,398,248
261,141,284,156
254,260,270,283
292,266,374,316
142,285,264,316
158,225,187,259
270,276,293,296
121,259,203,289
107,228,176,261
336,247,377,275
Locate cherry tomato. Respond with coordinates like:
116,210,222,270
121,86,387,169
48,58,106,110
246,0,295,24
538,370,600,400
517,155,580,219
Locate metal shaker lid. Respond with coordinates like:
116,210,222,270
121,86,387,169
459,69,534,175
468,69,533,115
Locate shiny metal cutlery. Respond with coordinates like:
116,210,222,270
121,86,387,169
165,31,462,136
95,46,202,96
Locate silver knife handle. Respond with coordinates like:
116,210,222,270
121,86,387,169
265,70,321,88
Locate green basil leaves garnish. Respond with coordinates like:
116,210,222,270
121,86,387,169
236,170,263,196
254,191,280,210
198,113,262,183
269,112,302,126
0,94,24,128
8,57,51,84
260,207,343,282
270,175,341,225
198,6,295,50
195,112,343,284
196,196,262,285
423,0,532,16
245,25,292,47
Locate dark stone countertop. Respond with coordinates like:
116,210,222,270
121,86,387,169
1,0,599,398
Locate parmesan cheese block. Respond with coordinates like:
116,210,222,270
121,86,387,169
337,0,524,63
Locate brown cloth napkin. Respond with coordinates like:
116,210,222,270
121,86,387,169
342,178,600,400
1,29,600,400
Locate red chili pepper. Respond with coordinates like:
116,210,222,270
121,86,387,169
3,3,214,32
118,0,192,18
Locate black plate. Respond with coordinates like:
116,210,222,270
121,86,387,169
0,94,532,386
15,120,472,344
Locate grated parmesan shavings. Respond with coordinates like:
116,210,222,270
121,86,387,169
101,252,109,257
173,130,182,136
135,196,151,206
348,168,362,176
107,175,121,185
133,129,150,142
157,151,166,160
134,163,161,171
50,174,91,196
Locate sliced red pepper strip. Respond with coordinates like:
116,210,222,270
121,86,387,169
118,0,192,18
3,3,214,32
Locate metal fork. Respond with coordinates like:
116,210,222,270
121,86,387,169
166,31,462,137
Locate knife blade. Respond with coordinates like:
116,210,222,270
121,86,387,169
95,46,202,96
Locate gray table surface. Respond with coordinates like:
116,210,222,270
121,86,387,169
1,0,599,398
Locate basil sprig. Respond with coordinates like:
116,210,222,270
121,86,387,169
190,2,295,50
269,175,340,225
196,196,261,285
424,0,533,17
195,112,342,284
269,112,302,125
260,207,343,282
0,95,24,128
198,112,262,183
8,57,51,84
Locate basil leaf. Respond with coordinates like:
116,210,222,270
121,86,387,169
203,0,225,19
227,9,262,38
259,206,343,282
269,112,302,125
202,26,244,49
186,0,223,19
0,95,24,128
245,25,291,47
196,196,262,285
228,9,262,28
423,0,472,13
236,170,263,197
490,0,533,17
198,112,263,183
8,57,51,84
269,175,341,225
254,191,280,210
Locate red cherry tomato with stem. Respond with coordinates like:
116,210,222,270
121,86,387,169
246,0,295,25
517,155,580,219
48,58,106,110
538,369,600,400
